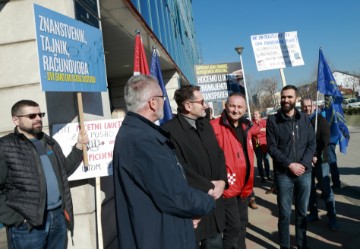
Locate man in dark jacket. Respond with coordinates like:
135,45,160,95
0,100,88,249
266,85,316,249
301,97,339,231
113,75,215,249
162,85,227,248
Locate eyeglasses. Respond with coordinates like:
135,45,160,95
152,95,167,101
189,99,205,106
16,113,46,119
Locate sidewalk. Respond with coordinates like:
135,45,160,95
247,178,360,249
247,126,360,249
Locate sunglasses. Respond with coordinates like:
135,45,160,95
189,99,205,106
16,113,46,119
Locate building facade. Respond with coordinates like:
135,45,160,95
0,0,201,248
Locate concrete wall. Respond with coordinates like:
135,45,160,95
0,1,113,248
163,70,182,115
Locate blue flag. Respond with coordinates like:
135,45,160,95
317,49,349,153
150,48,173,124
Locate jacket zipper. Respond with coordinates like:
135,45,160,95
292,122,298,162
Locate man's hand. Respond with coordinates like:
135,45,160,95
75,130,89,150
288,163,306,176
193,218,201,229
210,180,226,200
312,157,318,167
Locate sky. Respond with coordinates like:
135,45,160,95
192,0,360,89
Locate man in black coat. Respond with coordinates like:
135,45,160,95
113,75,215,249
301,97,339,231
162,85,227,249
267,85,316,249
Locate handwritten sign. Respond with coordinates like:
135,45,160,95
52,119,122,181
251,31,304,71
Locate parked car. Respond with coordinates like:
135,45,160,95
342,98,360,109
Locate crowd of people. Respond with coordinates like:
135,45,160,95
0,74,345,249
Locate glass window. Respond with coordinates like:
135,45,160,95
140,0,151,26
150,0,161,39
157,0,167,49
130,0,139,9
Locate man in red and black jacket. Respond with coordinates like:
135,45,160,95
211,93,259,249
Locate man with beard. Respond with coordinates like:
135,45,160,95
162,85,227,248
0,100,89,249
113,75,215,249
266,85,316,249
210,93,258,249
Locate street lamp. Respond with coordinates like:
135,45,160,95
235,46,251,119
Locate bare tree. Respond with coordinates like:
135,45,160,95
246,74,262,111
256,77,280,111
348,71,360,97
298,81,317,100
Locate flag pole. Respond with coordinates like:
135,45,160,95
235,46,251,120
314,91,319,135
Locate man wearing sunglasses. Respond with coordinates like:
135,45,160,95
0,100,88,249
162,85,227,249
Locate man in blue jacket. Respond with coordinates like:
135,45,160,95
267,85,316,249
113,75,216,249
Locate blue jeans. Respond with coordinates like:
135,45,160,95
276,172,311,249
254,146,270,178
308,163,336,217
327,144,340,187
8,207,67,249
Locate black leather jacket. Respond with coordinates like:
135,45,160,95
0,128,82,235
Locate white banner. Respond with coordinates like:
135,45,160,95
251,31,304,71
52,119,123,181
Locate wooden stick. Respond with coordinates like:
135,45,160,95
77,92,89,167
279,68,287,87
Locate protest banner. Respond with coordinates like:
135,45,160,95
34,4,107,92
251,31,304,71
52,119,122,181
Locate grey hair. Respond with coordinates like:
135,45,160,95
124,74,159,112
300,96,313,106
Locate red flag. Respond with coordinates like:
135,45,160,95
133,31,149,75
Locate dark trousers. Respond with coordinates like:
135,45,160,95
254,146,270,178
328,144,341,187
198,233,223,249
308,162,336,217
223,196,248,249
